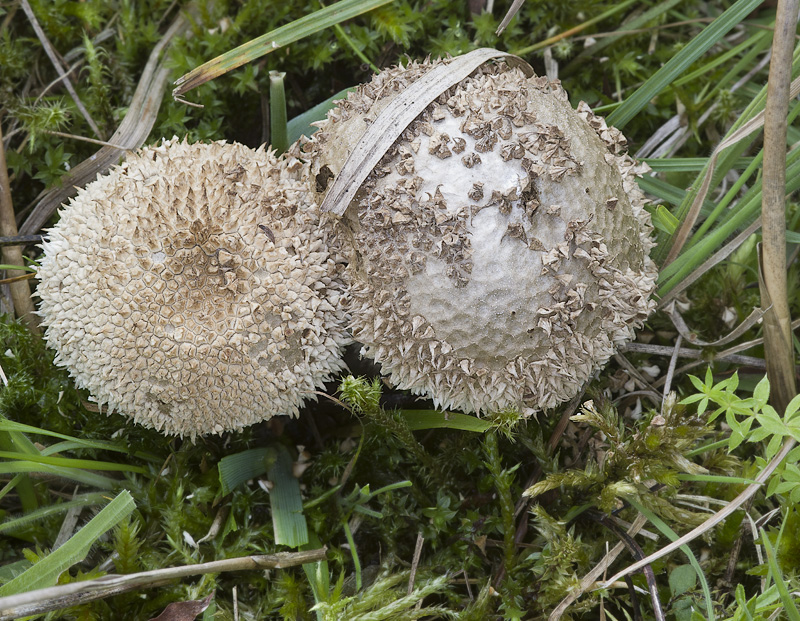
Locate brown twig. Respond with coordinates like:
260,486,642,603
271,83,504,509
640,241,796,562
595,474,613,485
19,0,104,140
621,342,767,369
408,533,425,595
0,122,40,332
0,234,44,247
0,548,327,620
590,511,665,621
549,514,648,619
495,0,525,35
759,0,799,412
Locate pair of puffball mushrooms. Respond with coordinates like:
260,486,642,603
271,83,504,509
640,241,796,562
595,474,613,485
36,53,658,439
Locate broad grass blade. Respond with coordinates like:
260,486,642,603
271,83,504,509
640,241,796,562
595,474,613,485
0,491,135,597
218,448,270,495
266,444,308,548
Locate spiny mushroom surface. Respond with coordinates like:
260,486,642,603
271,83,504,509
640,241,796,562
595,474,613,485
36,138,350,438
301,57,657,416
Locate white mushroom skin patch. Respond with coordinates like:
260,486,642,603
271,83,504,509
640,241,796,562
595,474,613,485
303,60,657,416
37,139,350,438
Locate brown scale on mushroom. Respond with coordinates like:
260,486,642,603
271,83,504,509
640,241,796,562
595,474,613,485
37,138,351,438
300,55,657,416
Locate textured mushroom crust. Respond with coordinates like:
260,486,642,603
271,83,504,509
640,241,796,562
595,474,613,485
302,59,657,415
37,138,350,438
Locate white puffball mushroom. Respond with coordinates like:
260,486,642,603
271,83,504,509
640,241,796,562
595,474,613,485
301,56,657,416
36,138,350,438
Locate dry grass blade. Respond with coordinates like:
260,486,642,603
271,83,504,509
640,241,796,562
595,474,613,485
658,218,762,308
0,235,44,248
19,0,103,140
663,75,800,267
0,123,39,332
664,301,765,348
495,0,525,35
601,438,796,588
320,48,532,215
19,14,188,236
622,342,766,369
0,548,327,620
759,0,799,412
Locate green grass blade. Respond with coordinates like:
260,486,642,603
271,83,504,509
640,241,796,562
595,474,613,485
0,450,146,474
636,176,690,208
658,147,800,295
0,490,135,597
342,519,361,591
0,419,159,460
0,264,36,272
218,448,270,495
673,29,771,89
606,0,763,129
173,0,394,97
761,530,800,621
676,474,758,484
656,45,800,265
0,492,108,534
286,87,354,145
269,70,288,153
0,419,40,511
398,410,491,432
628,498,715,621
267,444,308,548
302,531,329,620
641,157,754,173
0,462,118,489
698,28,774,107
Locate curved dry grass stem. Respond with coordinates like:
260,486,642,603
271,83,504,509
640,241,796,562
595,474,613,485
319,48,533,216
19,13,189,236
760,0,799,412
600,437,796,588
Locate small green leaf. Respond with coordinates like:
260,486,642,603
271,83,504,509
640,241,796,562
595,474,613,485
753,376,770,405
669,564,697,597
653,205,680,235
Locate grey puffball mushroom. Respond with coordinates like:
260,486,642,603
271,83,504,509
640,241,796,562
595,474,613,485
300,54,657,417
36,138,350,439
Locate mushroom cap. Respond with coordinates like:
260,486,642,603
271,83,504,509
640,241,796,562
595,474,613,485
302,58,657,415
36,138,350,438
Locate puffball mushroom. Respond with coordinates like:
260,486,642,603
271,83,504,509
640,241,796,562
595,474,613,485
302,53,657,416
36,138,350,438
